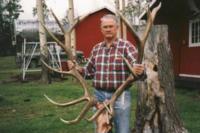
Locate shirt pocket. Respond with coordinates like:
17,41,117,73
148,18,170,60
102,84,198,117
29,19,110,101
113,58,124,71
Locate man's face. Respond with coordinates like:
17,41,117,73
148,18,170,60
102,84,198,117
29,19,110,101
101,18,118,40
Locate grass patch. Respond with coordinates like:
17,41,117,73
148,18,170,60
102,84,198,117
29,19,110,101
0,81,94,133
0,56,199,133
0,56,20,81
176,88,200,133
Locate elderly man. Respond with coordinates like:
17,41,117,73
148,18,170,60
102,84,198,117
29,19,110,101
68,14,145,133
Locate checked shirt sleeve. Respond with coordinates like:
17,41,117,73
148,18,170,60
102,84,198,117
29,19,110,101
125,41,138,66
125,41,147,80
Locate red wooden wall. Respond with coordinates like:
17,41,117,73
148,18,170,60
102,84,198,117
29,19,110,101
168,20,200,76
76,7,200,77
75,8,137,58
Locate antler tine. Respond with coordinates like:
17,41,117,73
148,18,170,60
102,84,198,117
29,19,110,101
40,18,74,61
139,2,161,63
60,97,97,124
57,73,99,124
116,10,141,45
41,59,90,92
44,94,88,106
68,15,88,33
151,3,162,21
88,62,136,122
67,17,80,33
87,106,107,122
42,58,88,106
87,75,134,122
50,9,65,34
40,21,74,61
41,58,91,93
42,57,98,122
40,21,66,50
42,55,98,123
87,100,114,122
141,3,161,45
117,53,136,76
41,59,74,75
88,65,140,122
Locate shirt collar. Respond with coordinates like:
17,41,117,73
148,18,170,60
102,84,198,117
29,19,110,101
101,38,119,48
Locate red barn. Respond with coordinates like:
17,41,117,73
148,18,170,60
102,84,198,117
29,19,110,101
142,0,200,88
75,7,137,58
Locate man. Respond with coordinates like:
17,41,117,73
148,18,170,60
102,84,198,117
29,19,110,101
68,14,145,133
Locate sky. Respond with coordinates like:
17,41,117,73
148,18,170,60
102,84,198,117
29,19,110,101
19,0,116,20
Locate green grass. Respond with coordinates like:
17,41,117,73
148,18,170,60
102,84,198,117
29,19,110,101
0,56,200,133
0,56,20,80
0,80,95,133
176,88,200,133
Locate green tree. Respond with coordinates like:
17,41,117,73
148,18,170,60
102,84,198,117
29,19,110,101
0,0,23,56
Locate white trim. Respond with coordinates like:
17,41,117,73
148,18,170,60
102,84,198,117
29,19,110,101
76,6,115,19
189,18,200,47
179,74,200,78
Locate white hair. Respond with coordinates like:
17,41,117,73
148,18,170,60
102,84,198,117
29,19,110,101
100,14,119,26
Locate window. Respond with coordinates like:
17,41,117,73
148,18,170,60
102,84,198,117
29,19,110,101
189,18,200,47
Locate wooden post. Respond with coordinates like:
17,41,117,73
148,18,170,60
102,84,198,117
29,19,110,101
68,0,76,57
36,0,50,83
115,0,121,38
121,0,127,39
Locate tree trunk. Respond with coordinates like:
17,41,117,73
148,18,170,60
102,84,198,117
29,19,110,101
36,0,50,84
121,0,127,39
115,0,121,38
134,25,188,133
68,0,76,57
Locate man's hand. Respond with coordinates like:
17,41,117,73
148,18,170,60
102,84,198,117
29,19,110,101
67,60,83,73
67,60,75,70
132,64,145,76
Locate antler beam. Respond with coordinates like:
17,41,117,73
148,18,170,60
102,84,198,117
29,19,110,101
42,2,161,126
87,3,162,121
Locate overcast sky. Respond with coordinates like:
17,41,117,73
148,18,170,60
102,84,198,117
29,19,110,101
19,0,116,20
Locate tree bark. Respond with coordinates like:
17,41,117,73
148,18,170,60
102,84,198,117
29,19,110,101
36,0,50,84
134,25,188,133
115,0,121,38
121,0,127,39
68,0,76,57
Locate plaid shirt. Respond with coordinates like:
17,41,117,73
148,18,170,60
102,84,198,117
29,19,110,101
83,39,138,90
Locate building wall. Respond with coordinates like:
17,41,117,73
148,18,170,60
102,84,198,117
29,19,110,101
75,9,108,58
168,22,182,75
75,8,137,58
169,20,200,76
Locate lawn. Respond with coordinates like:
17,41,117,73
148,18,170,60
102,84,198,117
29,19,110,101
0,56,199,133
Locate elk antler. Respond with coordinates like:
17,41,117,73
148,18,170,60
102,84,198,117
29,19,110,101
41,10,99,124
42,2,161,125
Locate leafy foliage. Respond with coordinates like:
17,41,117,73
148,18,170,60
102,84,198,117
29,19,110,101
0,0,22,33
0,0,23,56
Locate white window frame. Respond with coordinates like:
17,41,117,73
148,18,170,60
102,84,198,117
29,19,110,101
189,18,200,47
